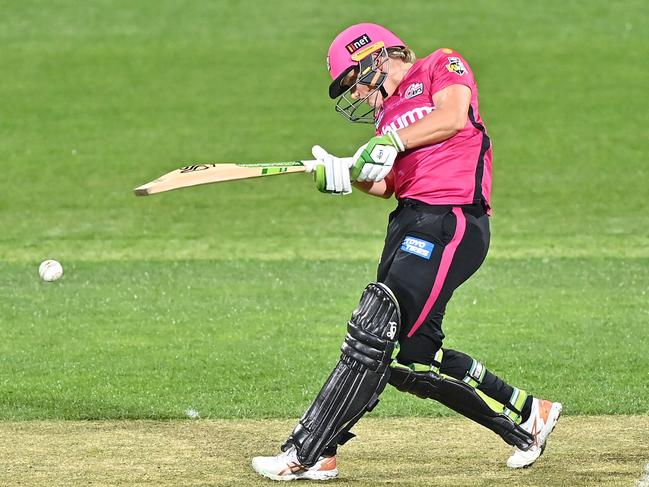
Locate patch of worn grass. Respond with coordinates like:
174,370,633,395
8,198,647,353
1,416,648,486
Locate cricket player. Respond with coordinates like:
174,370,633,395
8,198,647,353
252,23,562,481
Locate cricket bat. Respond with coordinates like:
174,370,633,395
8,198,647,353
134,161,312,196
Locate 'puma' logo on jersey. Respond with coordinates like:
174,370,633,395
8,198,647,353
381,106,434,134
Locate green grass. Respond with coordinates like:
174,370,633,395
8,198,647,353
1,0,648,421
1,257,647,419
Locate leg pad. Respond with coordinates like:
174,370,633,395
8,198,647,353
389,365,534,450
284,283,401,466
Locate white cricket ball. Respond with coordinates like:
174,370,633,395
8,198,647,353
185,408,200,419
39,259,63,282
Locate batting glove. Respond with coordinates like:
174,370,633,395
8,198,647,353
351,130,405,182
302,145,354,195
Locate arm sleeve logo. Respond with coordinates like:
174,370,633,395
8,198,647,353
446,56,467,76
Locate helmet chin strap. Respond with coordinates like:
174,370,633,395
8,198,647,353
379,85,389,98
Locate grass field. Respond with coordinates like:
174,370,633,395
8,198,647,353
1,0,648,485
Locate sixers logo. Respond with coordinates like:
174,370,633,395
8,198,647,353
404,82,424,99
446,56,467,76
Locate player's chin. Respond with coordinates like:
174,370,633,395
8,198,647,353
369,96,384,109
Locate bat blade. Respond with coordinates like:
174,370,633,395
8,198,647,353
134,161,310,196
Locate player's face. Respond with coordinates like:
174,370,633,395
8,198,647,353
342,64,387,109
351,76,384,108
333,50,393,123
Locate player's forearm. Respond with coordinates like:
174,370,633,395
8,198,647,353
396,108,467,149
353,180,394,199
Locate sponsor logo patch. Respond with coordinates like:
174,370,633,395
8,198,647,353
401,236,434,260
180,164,216,173
446,56,467,76
380,106,434,134
404,82,424,99
345,34,371,54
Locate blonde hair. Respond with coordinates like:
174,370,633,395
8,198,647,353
387,47,416,63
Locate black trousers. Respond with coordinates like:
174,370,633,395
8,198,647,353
377,198,490,366
322,199,531,457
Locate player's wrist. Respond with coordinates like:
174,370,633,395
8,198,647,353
385,129,405,152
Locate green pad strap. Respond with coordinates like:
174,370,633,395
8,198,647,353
503,387,529,424
391,349,444,374
463,359,486,388
460,360,528,424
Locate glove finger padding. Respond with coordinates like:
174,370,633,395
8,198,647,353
366,163,383,182
325,155,336,193
334,157,345,193
375,164,393,182
341,167,352,194
311,145,352,195
357,163,373,182
333,158,352,194
311,145,329,162
351,143,369,181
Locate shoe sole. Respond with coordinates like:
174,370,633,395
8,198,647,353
259,469,339,481
508,402,563,469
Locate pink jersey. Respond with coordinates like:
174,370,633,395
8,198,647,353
375,48,492,209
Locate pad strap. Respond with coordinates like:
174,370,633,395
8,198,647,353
503,387,528,423
463,359,486,388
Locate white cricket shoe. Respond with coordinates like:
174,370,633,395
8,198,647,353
251,445,338,481
507,398,562,468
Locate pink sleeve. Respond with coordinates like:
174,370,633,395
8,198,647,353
427,49,475,96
